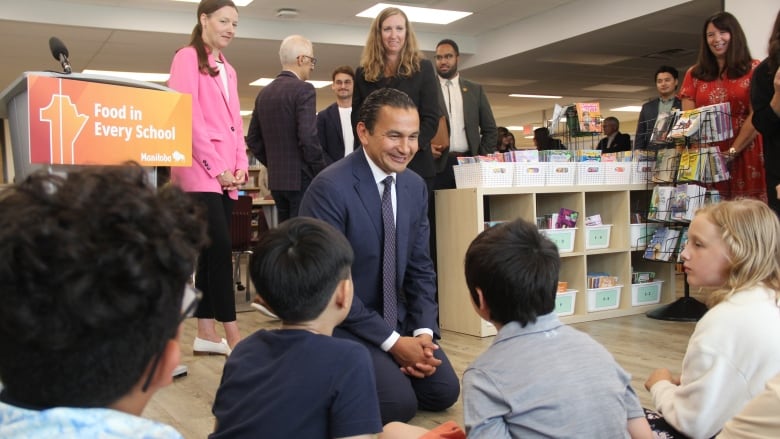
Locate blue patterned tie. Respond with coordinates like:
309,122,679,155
381,176,397,328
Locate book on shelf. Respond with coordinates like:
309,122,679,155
652,148,680,183
668,108,702,140
648,186,675,222
575,102,602,133
643,227,681,262
703,146,730,183
669,184,706,222
550,103,567,136
658,228,681,261
644,227,667,260
677,148,702,183
555,208,579,228
649,111,678,146
676,227,689,263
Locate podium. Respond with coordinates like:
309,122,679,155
0,71,192,183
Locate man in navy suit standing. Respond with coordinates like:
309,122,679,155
635,65,682,149
247,35,326,221
300,88,459,424
316,65,355,164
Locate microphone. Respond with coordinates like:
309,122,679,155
49,37,72,74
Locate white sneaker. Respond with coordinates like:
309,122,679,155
251,302,280,320
172,364,188,378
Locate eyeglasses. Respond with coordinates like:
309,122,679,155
141,284,202,392
299,55,317,66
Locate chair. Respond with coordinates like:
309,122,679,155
230,195,254,302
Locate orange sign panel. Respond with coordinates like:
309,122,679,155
28,74,192,166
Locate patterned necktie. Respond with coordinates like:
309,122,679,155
381,176,397,328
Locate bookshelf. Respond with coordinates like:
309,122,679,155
435,183,676,337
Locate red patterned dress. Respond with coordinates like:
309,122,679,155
680,60,766,201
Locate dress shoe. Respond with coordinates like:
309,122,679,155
251,302,280,320
193,337,231,356
172,364,188,378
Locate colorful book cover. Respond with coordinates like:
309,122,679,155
556,208,579,228
644,227,668,260
650,111,677,145
677,149,701,182
575,102,602,133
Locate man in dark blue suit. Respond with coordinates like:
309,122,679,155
635,65,682,149
316,65,355,164
246,35,326,221
300,88,459,424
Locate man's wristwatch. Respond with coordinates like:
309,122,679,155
728,147,737,155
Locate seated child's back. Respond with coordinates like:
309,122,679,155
210,217,382,439
462,219,650,439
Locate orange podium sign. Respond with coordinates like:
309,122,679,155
27,74,192,166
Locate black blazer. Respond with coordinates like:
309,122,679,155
316,102,345,165
596,132,632,152
634,96,682,149
352,59,441,179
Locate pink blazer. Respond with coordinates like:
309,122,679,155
168,46,247,199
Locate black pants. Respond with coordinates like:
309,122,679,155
271,172,312,223
334,327,460,424
192,192,235,322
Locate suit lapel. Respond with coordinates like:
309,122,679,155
209,54,231,112
330,105,344,146
352,152,383,239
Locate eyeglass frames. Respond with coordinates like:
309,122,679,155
298,54,317,66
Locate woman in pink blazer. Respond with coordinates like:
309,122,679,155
168,0,247,354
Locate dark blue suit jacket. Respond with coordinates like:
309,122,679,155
246,70,325,191
299,150,439,346
316,102,345,164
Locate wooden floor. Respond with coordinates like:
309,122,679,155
144,279,698,438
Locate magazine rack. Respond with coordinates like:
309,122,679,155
548,104,601,150
640,105,733,322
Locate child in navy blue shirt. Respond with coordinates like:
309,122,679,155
210,217,382,439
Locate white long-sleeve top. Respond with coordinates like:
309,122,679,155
650,285,780,439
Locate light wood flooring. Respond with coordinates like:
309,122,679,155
143,275,699,438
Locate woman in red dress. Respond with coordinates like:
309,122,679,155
680,11,765,201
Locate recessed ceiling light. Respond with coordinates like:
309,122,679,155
506,126,523,131
276,8,299,18
610,106,643,112
584,84,649,93
250,78,332,88
509,94,562,99
356,3,472,25
82,70,169,82
173,0,254,6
